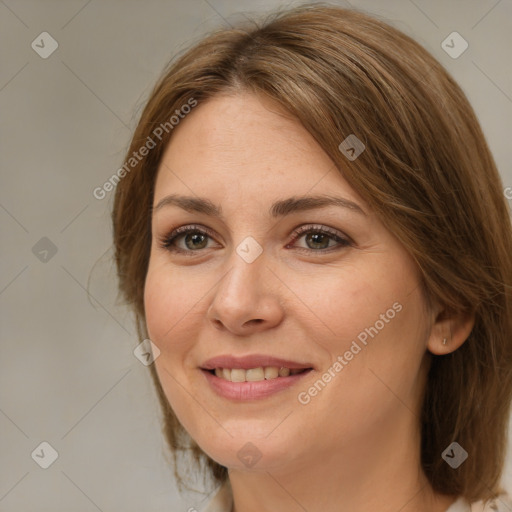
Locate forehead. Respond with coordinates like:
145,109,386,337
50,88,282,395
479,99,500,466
154,92,366,210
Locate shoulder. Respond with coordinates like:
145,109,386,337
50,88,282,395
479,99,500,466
448,492,512,512
468,492,512,512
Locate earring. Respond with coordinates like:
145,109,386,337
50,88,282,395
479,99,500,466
442,337,448,345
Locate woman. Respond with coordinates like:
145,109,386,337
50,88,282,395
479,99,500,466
112,5,512,511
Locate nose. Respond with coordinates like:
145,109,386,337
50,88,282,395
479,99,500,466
206,251,285,336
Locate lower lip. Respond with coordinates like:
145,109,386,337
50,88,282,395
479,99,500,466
201,369,313,400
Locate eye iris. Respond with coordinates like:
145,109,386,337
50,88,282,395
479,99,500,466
306,232,330,249
185,232,208,250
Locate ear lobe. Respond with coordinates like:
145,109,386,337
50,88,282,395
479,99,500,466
426,307,475,356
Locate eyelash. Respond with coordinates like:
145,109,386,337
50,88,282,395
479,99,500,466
158,224,352,256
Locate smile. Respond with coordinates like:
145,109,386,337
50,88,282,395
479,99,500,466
201,367,313,400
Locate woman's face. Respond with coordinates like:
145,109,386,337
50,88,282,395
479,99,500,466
144,92,435,472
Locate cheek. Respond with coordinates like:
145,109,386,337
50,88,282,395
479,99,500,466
143,259,200,351
144,267,171,343
143,262,204,423
289,262,394,346
301,252,426,362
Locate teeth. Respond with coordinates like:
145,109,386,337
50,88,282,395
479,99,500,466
264,367,279,380
246,368,265,381
211,366,307,382
230,369,246,382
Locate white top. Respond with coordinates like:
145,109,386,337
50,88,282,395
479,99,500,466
201,479,512,512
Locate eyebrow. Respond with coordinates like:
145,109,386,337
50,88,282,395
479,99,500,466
154,193,367,219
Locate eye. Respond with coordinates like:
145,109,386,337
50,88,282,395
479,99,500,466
287,224,352,253
158,223,352,256
158,224,218,255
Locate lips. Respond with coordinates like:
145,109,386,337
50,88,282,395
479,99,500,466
200,354,314,371
199,354,314,400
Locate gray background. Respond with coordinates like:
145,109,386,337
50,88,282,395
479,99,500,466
1,0,511,510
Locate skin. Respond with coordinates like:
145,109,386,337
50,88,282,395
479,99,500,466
144,92,474,512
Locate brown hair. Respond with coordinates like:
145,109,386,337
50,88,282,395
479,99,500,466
113,3,512,502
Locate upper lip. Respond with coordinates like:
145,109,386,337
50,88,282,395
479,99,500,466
201,355,314,370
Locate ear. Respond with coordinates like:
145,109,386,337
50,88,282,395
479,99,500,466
426,306,475,356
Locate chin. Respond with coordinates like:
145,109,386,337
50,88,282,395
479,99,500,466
194,432,296,472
